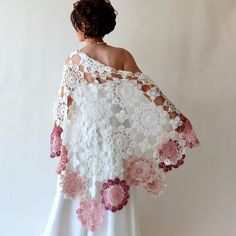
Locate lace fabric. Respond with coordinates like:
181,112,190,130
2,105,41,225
50,49,200,232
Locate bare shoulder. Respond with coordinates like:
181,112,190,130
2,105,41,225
64,51,81,64
118,47,142,73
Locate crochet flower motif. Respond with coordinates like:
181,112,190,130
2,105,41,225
100,177,130,212
76,198,105,232
60,169,86,199
125,155,166,197
144,173,167,197
50,126,63,158
124,156,158,186
157,139,185,172
56,145,69,174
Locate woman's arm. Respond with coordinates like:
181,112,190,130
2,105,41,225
122,48,142,73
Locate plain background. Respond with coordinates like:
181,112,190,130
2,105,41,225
0,0,236,235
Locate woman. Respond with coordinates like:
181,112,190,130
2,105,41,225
40,0,200,235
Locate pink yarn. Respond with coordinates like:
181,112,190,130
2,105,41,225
157,138,186,172
50,126,63,158
125,155,167,196
60,169,86,199
56,145,69,174
100,177,129,212
76,198,105,232
183,119,200,148
144,174,167,197
125,156,158,186
158,139,179,165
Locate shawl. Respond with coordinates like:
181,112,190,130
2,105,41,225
49,49,200,232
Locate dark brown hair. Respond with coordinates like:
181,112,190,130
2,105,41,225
70,0,118,38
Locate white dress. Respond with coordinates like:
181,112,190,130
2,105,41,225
39,49,200,236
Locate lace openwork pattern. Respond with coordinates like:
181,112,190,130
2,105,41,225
50,49,200,231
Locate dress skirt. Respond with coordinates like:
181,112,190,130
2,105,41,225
39,175,142,236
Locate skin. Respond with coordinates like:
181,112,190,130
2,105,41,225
65,24,142,73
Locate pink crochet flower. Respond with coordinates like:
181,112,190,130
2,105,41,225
182,119,200,148
60,169,86,199
50,126,63,158
144,173,167,197
56,145,69,174
157,138,186,172
158,139,180,165
76,198,105,232
100,177,130,212
124,156,158,186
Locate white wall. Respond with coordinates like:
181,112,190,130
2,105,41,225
0,0,235,235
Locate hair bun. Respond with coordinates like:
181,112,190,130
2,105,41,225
71,0,117,38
